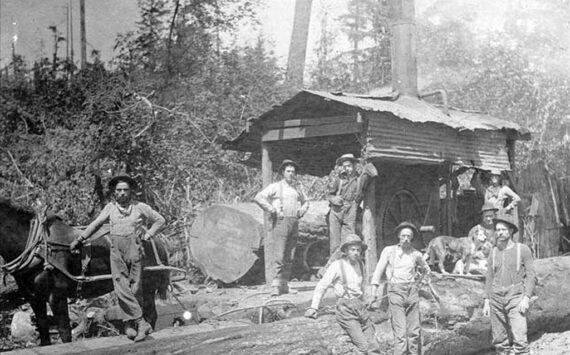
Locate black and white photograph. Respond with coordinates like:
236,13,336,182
1,0,570,354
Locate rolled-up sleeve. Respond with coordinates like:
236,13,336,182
140,203,165,237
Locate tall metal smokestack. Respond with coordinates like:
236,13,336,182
390,0,418,97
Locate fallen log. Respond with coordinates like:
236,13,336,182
57,255,570,355
189,201,331,284
14,256,566,355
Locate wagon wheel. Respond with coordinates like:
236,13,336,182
381,189,426,249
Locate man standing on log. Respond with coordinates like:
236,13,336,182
70,174,165,342
318,156,377,277
304,234,380,354
483,213,535,355
370,222,429,355
255,159,309,296
328,153,360,254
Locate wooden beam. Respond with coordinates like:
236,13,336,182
362,176,377,279
263,115,355,129
262,122,363,142
261,142,273,285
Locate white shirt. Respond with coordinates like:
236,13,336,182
254,180,307,217
310,258,364,309
371,245,427,284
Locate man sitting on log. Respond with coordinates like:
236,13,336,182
254,159,309,296
483,212,536,355
304,234,380,354
370,222,430,355
70,174,165,342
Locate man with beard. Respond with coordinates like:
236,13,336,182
370,222,429,355
483,213,535,355
70,174,165,342
255,159,309,296
304,234,380,354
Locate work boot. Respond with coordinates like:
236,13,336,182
125,325,137,340
133,318,152,342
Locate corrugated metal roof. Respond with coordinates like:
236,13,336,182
366,112,513,171
223,90,530,175
306,90,530,136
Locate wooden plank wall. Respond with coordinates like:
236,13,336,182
518,162,561,258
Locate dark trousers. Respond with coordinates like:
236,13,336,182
336,298,380,354
489,284,529,354
266,217,298,287
329,202,357,253
388,283,421,355
110,234,144,321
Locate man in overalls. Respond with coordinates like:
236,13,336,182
304,234,380,354
255,159,309,296
483,213,535,355
70,175,165,342
370,222,429,355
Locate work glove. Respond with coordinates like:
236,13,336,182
70,239,82,254
304,308,318,319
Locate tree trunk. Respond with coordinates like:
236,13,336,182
64,256,570,355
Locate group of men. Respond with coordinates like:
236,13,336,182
255,153,535,355
66,156,535,354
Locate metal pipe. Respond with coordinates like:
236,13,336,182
420,89,449,115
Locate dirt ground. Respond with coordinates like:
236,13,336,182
2,274,570,354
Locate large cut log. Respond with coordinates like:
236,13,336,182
55,255,570,355
189,202,330,284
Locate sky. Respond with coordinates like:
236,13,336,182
0,0,519,71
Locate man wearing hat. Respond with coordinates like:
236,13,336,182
255,159,309,296
468,201,499,246
483,213,535,355
328,153,360,257
70,174,165,342
370,222,430,355
304,234,380,354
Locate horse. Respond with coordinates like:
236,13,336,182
0,198,170,346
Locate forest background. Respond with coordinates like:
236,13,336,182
1,0,569,259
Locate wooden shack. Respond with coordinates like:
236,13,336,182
224,89,530,276
224,0,530,278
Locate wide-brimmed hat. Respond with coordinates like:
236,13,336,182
336,153,358,166
394,221,419,239
108,175,137,191
340,234,368,253
278,159,299,174
489,168,503,176
493,212,518,234
480,201,498,214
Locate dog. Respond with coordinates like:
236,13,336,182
424,236,477,274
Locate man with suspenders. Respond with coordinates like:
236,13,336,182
304,234,380,354
255,159,309,296
483,212,536,355
370,222,430,355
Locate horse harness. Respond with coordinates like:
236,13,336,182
2,208,111,289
